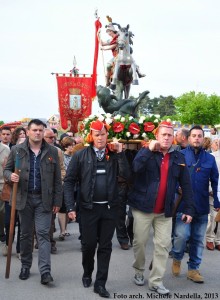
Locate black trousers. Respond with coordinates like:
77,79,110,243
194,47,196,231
81,203,117,288
5,202,20,253
116,183,129,244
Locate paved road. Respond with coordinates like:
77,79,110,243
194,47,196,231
0,221,219,300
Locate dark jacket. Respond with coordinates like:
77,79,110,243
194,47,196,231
180,146,219,214
63,146,131,211
4,139,63,211
128,146,195,217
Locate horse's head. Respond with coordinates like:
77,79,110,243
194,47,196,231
112,23,131,50
118,25,130,50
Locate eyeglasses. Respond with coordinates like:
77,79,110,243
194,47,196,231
45,136,55,139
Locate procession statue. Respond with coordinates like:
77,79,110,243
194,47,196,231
97,16,146,100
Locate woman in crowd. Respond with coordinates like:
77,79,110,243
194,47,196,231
11,127,26,145
206,137,220,251
58,136,76,240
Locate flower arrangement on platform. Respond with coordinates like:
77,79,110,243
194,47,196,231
79,113,160,142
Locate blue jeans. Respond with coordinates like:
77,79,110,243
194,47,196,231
172,212,208,270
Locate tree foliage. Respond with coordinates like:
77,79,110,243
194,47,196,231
138,95,176,117
155,95,176,117
175,92,220,125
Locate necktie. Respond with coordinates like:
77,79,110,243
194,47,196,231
96,150,104,161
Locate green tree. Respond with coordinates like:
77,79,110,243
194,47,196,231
143,95,176,117
137,95,176,117
156,95,176,118
0,121,4,126
136,94,152,115
148,97,159,114
175,92,220,125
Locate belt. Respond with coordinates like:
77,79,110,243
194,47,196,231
28,190,41,195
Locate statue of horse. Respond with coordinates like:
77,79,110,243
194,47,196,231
97,85,149,118
109,23,139,100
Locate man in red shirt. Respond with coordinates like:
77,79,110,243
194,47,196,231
128,121,194,295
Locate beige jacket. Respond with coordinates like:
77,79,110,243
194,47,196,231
56,146,66,180
0,143,10,193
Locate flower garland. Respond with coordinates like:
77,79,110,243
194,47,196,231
79,113,160,142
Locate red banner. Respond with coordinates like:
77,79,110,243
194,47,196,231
56,75,93,131
91,18,102,99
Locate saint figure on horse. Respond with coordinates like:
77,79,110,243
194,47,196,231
97,16,146,99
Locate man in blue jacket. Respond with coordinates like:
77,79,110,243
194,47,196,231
172,125,220,283
128,121,194,295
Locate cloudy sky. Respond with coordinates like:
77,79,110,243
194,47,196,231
0,0,219,122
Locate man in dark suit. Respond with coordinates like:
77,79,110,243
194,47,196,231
64,120,131,298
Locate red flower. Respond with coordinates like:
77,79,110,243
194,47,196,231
105,147,110,161
144,122,155,132
79,123,85,131
128,123,140,134
112,122,125,133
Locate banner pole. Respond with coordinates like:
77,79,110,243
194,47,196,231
5,153,20,279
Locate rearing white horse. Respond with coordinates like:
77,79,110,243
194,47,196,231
110,23,139,98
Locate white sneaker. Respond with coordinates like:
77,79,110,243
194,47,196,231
149,284,170,295
2,245,8,256
134,273,145,286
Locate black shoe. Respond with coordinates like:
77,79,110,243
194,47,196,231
82,277,92,288
0,234,6,243
19,267,30,280
94,286,110,298
137,73,146,78
41,272,54,285
169,250,173,258
51,246,57,254
120,243,129,250
136,68,146,78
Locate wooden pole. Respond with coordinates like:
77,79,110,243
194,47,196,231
5,167,20,279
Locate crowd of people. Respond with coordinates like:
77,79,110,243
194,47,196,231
0,120,220,298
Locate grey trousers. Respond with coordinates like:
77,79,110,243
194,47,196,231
18,194,52,275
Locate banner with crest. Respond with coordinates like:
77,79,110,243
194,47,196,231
56,74,93,131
